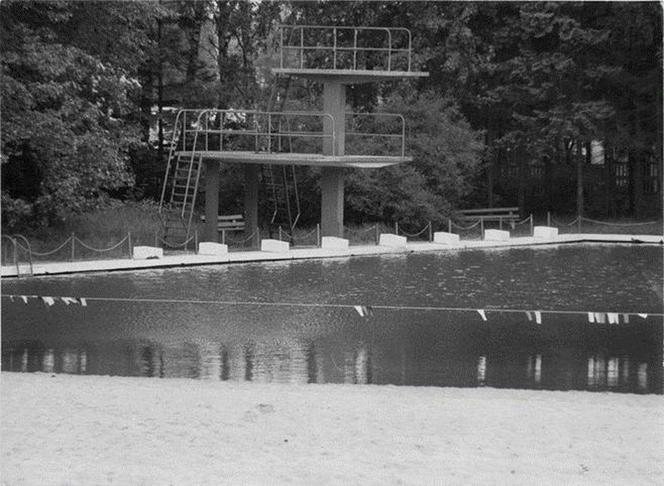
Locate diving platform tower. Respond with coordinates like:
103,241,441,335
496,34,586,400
158,25,428,244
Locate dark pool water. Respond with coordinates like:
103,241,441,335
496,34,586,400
2,244,663,393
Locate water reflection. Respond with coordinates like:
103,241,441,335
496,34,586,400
3,315,661,394
3,245,662,394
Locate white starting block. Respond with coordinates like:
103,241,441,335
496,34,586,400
379,234,407,247
198,242,228,256
533,226,559,239
321,236,349,250
133,246,163,259
261,239,290,253
483,229,510,241
433,232,460,245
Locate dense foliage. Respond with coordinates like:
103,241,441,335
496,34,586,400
1,1,661,231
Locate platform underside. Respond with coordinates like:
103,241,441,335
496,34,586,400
272,68,429,84
176,151,412,168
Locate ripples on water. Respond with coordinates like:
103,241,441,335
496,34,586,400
2,244,663,393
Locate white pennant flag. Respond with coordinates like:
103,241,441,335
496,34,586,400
9,295,14,303
622,314,630,323
587,312,595,323
354,305,365,317
41,296,55,307
477,309,487,321
607,313,619,325
80,298,88,307
638,313,648,319
595,313,606,324
534,311,542,325
525,311,533,322
20,296,28,304
61,297,79,306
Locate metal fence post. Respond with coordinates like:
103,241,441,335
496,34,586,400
448,218,452,234
194,230,198,253
577,214,582,233
71,233,75,261
480,217,484,239
547,211,551,227
155,231,158,247
499,216,503,231
530,214,533,236
428,221,433,242
395,222,399,235
128,232,132,258
375,224,379,245
278,226,282,241
316,223,321,247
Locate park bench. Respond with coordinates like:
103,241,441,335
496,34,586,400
200,214,245,243
453,207,521,230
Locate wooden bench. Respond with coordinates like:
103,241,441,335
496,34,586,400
201,214,245,243
453,207,521,230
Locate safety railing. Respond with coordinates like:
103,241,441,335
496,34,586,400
278,25,413,72
345,112,406,157
165,109,408,159
170,109,336,156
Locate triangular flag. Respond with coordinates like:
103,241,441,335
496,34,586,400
477,309,487,321
638,313,648,319
595,313,606,324
61,297,79,306
41,296,55,307
364,306,374,317
587,312,595,323
20,296,28,304
534,311,542,324
622,314,630,323
9,295,14,303
607,313,619,325
80,298,87,307
354,305,365,317
525,311,533,322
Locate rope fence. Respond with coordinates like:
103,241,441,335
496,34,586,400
2,293,662,319
395,222,432,239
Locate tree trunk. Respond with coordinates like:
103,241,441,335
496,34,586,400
517,145,526,213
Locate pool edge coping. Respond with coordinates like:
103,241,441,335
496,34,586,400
2,233,662,278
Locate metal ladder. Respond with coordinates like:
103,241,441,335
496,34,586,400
158,110,204,246
264,74,301,236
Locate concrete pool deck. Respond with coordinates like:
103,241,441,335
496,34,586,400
2,233,662,278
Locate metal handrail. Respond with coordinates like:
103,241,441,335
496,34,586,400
279,25,413,72
345,112,406,157
192,109,337,156
2,235,19,275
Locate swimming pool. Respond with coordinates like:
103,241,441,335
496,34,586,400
2,244,662,393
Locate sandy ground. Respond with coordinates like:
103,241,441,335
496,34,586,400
1,372,662,485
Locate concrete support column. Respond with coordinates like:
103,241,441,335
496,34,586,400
321,81,346,237
244,164,260,247
204,159,220,242
320,168,344,236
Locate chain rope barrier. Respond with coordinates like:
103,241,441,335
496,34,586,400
551,217,579,227
18,236,73,257
579,216,660,227
396,222,431,238
73,236,128,253
450,220,481,230
225,230,259,245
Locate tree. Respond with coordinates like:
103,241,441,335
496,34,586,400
1,1,161,228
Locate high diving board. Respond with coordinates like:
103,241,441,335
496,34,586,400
272,68,428,84
175,151,411,169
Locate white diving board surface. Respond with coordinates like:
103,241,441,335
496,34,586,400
175,151,412,168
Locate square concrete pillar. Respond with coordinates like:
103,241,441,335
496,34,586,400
533,226,559,239
133,246,163,259
198,242,228,255
321,236,349,250
484,229,510,241
433,232,460,244
379,234,407,247
320,167,344,237
261,239,290,253
204,160,220,242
